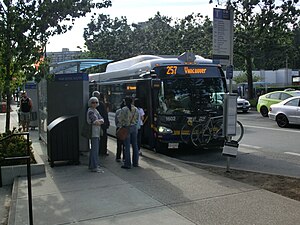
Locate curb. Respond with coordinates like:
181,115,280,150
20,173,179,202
6,150,45,225
167,154,300,179
7,177,19,225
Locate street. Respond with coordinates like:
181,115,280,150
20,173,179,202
168,110,300,178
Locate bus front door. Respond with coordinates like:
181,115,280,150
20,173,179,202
136,80,155,148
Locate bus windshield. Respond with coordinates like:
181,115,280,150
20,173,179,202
158,78,226,115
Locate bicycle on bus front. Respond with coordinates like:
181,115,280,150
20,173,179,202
180,111,244,148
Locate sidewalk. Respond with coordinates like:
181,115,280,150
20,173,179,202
2,107,300,224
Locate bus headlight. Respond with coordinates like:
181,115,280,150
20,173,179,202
158,126,173,134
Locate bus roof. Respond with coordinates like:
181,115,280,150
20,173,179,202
106,55,161,72
106,54,212,72
89,52,214,82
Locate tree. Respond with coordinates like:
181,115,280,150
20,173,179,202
230,0,300,99
84,12,213,62
131,12,177,56
0,0,111,132
84,12,178,60
233,71,260,84
173,14,213,57
291,25,300,69
84,14,133,61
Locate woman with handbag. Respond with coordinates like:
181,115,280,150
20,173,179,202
117,96,139,169
87,97,104,173
115,101,125,162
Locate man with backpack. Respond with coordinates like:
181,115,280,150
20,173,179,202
19,91,33,132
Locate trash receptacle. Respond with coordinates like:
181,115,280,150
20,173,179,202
29,111,38,129
47,115,80,167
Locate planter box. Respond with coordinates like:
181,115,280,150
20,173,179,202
1,150,45,186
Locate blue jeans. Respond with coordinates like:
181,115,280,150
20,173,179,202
124,125,139,167
89,137,100,170
116,128,125,160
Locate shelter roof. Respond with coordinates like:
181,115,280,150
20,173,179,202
50,59,113,74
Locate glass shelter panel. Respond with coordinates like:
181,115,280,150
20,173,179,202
38,79,48,142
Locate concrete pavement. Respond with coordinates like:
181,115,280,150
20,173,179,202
2,105,300,224
8,138,300,225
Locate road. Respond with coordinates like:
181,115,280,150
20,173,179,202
168,110,300,178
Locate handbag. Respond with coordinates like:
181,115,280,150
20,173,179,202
81,122,92,139
116,127,129,141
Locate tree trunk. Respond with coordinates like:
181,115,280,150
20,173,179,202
5,66,11,133
245,55,254,99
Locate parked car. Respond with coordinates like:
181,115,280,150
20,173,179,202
257,89,300,117
212,93,250,113
268,96,300,127
237,97,251,113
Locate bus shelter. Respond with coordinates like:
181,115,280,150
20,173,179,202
37,59,112,153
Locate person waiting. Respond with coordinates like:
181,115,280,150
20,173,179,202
115,101,126,162
19,91,33,132
134,98,145,156
92,91,110,156
117,96,139,169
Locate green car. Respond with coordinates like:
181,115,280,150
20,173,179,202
257,89,300,117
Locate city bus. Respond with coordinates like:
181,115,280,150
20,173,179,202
89,52,228,152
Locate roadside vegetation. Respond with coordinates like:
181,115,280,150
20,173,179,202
0,128,35,166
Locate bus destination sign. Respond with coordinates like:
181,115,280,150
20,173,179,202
165,66,207,75
183,67,207,74
155,65,219,78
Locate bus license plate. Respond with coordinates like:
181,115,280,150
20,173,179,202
168,143,179,149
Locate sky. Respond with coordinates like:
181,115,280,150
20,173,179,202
46,0,217,52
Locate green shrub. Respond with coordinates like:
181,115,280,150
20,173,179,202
249,98,257,107
0,128,36,166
